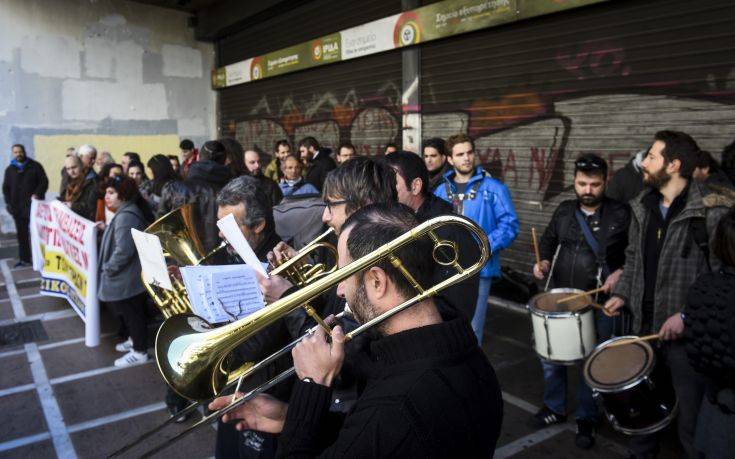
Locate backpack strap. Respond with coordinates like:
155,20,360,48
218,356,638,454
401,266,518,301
683,216,711,272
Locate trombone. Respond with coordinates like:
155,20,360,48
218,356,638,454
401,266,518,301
111,225,337,458
124,214,490,457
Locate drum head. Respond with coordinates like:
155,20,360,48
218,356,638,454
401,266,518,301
529,289,590,314
584,337,654,391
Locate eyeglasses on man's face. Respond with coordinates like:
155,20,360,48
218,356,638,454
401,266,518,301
324,199,347,216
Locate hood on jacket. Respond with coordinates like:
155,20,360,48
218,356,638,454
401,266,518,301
187,160,232,187
441,166,487,188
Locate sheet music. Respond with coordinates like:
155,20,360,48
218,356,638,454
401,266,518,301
180,264,265,324
131,229,173,291
216,213,269,277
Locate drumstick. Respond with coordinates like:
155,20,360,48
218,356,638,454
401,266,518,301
556,286,606,304
606,334,660,348
531,227,541,266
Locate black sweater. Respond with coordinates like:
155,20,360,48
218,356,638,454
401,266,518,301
277,318,504,458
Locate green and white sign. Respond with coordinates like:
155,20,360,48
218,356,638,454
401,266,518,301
212,0,607,88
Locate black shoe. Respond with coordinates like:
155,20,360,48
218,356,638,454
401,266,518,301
529,405,567,429
13,260,31,268
575,418,596,449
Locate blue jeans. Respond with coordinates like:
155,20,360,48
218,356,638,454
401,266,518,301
471,277,492,344
542,311,614,421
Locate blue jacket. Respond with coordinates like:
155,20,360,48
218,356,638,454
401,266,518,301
279,179,320,197
434,166,519,278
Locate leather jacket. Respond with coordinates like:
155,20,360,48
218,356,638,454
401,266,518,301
539,197,630,290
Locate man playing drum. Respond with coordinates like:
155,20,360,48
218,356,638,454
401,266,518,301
532,154,630,448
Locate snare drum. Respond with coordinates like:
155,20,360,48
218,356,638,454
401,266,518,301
583,336,678,435
527,288,596,364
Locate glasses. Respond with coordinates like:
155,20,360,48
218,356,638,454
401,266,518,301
324,199,347,216
575,158,605,170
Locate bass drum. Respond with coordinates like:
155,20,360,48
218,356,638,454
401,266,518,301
583,336,678,435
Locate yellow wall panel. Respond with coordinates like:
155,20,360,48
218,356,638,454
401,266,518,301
33,134,181,194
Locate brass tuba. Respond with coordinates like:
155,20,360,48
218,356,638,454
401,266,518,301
142,203,228,318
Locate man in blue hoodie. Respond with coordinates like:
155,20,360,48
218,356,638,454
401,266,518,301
434,134,519,343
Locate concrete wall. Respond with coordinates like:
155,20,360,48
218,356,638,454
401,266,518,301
0,0,216,232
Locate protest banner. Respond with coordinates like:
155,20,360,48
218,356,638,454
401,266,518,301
30,199,100,347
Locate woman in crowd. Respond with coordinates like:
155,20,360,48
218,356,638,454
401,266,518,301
100,163,123,179
685,208,735,458
60,154,98,221
219,137,247,177
146,154,189,217
127,160,149,187
96,176,150,368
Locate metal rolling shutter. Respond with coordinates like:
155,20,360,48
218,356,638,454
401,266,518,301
216,0,403,155
420,0,735,274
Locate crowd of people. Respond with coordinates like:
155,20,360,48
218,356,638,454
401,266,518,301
3,129,735,458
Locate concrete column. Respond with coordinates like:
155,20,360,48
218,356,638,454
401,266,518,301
401,0,421,153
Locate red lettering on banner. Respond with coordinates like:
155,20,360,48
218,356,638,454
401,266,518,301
52,207,86,244
60,238,89,270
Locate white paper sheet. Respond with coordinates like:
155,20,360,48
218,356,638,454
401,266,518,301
216,213,269,277
180,264,265,324
131,228,173,291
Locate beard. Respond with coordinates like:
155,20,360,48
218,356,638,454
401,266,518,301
348,281,380,326
576,191,603,207
643,167,671,189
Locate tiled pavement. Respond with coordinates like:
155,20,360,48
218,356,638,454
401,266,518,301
0,257,683,458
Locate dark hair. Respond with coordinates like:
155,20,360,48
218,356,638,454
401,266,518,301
11,143,26,153
713,208,735,268
127,160,149,180
274,139,290,151
147,154,179,195
446,134,474,154
298,136,320,151
654,130,700,179
322,156,397,214
343,203,433,299
100,162,123,179
216,176,274,232
123,152,141,163
574,153,608,180
167,155,180,164
180,139,195,150
385,151,430,197
103,176,139,201
422,137,446,156
695,150,720,172
338,142,356,154
722,139,735,184
200,140,227,164
219,137,247,176
385,143,398,150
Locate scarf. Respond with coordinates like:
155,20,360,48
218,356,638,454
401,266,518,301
10,158,27,171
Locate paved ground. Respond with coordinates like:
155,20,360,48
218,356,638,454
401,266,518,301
0,257,684,458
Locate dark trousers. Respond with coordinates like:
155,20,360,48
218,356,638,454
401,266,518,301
13,214,31,263
107,293,148,352
629,341,706,458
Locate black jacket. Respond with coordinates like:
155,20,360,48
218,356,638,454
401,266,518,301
254,173,283,207
3,159,48,217
539,198,630,291
305,149,336,192
60,178,98,222
416,194,481,321
606,156,644,203
277,317,503,458
178,160,232,252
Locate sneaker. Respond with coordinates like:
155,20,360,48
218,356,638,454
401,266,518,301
168,404,189,423
114,350,149,368
13,260,31,268
529,405,567,429
575,418,596,449
114,337,133,352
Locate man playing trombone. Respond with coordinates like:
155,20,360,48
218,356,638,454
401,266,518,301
210,203,504,457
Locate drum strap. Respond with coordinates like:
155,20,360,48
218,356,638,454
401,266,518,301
575,210,611,280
